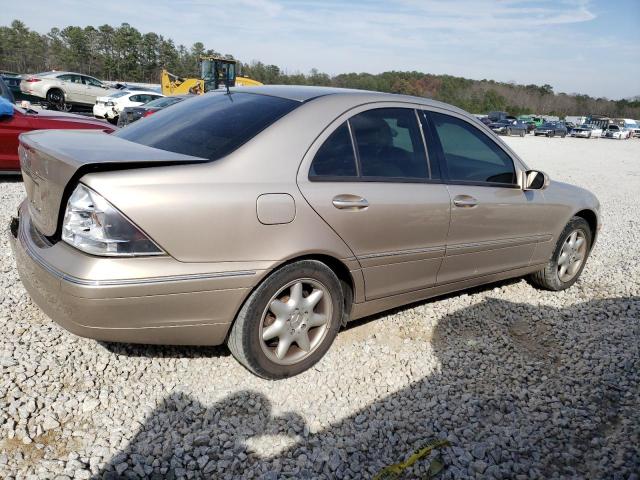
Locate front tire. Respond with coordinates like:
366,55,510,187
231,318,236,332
528,217,592,291
227,260,344,379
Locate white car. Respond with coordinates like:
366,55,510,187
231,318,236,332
571,124,603,138
93,90,163,123
603,124,631,139
20,71,113,111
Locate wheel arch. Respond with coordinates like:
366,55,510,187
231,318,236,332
46,86,68,104
226,253,358,343
574,209,598,248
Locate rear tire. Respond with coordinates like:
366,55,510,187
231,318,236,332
528,217,592,291
46,89,69,111
227,260,344,379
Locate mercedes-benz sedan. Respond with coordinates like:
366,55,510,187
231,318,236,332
10,86,600,379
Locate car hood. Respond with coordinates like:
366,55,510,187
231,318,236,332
19,130,207,236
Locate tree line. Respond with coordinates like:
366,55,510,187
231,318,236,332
1,19,638,118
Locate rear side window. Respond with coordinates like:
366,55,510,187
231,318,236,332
115,93,299,160
430,112,516,185
309,123,357,178
350,108,428,179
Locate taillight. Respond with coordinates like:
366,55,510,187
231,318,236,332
24,78,41,83
142,110,156,117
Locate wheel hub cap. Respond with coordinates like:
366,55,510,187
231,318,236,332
557,230,587,282
259,279,332,366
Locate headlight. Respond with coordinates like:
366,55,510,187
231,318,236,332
62,184,164,256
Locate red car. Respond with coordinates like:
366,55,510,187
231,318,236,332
1,81,115,173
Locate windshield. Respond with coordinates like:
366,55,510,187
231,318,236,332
114,92,300,161
143,96,185,109
540,123,555,128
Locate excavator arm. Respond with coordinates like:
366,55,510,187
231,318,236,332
161,69,204,96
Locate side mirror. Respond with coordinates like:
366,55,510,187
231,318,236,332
523,170,549,190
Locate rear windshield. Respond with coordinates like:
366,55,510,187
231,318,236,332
143,96,185,108
114,92,299,160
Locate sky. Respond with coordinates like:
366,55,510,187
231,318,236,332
3,0,639,99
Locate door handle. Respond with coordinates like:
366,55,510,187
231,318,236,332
453,195,478,208
332,195,369,210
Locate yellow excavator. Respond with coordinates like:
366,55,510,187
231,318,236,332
161,56,262,96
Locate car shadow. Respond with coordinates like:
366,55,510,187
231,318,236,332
98,342,232,359
0,174,22,183
92,296,639,479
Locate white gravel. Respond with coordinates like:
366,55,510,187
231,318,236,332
1,136,638,479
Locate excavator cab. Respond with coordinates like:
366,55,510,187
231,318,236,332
161,56,262,96
200,57,236,92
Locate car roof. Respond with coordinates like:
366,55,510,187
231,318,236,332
228,85,465,113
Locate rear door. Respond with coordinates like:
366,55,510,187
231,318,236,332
424,110,547,284
298,106,451,300
56,74,85,103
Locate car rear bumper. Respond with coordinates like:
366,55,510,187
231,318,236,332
9,204,264,345
92,104,115,119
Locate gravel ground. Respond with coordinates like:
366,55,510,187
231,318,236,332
1,135,638,480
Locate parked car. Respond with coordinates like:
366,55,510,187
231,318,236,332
489,119,527,136
93,90,163,124
621,119,640,138
10,86,600,378
19,71,113,111
117,95,189,127
0,79,115,174
603,124,630,139
1,71,23,98
534,122,567,137
570,125,601,138
586,125,604,138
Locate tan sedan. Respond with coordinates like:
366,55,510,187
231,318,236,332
10,86,600,378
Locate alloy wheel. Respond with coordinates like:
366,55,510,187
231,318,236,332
259,278,333,365
557,230,587,282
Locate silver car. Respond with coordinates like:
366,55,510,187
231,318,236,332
20,71,112,111
10,86,600,379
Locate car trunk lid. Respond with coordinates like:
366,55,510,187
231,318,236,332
19,129,207,237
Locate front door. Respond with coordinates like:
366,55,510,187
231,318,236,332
425,111,546,284
298,107,451,300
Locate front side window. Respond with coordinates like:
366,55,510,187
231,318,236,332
83,76,103,87
309,123,357,178
430,112,516,185
350,108,428,179
115,92,299,161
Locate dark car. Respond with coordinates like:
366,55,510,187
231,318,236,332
488,119,527,136
534,122,567,138
117,95,190,127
